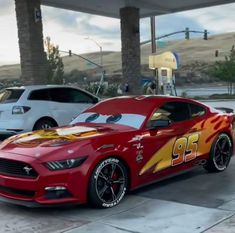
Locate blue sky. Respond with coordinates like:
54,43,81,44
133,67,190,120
0,1,235,65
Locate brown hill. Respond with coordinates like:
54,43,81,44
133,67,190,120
0,32,234,84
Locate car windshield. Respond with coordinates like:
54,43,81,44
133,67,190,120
70,112,146,129
0,88,25,103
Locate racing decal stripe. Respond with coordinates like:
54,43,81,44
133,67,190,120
139,115,230,175
139,137,176,175
11,126,100,147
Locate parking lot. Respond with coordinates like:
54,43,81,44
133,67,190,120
0,100,234,233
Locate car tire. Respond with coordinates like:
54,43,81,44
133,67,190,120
33,118,57,130
204,133,232,172
89,157,128,208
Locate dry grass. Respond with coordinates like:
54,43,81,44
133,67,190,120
1,32,235,80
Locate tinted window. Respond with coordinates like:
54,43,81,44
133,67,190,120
72,112,145,129
49,88,68,102
49,88,94,103
150,101,190,123
67,88,94,103
28,89,50,101
189,103,206,118
0,88,24,103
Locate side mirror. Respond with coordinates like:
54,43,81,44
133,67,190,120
148,119,171,130
93,97,99,104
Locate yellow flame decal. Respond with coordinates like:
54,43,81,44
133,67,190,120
10,126,100,148
139,115,230,175
139,137,176,175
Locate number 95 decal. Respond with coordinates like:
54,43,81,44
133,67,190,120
172,133,199,166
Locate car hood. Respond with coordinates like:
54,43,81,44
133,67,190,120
0,123,134,159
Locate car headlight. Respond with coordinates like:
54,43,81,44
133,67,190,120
45,157,87,171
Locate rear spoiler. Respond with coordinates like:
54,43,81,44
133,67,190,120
215,107,234,113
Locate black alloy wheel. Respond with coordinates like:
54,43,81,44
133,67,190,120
205,133,232,172
89,157,128,208
33,119,56,130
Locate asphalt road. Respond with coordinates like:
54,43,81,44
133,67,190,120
202,100,235,112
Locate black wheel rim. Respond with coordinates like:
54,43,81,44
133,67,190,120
41,123,52,129
213,136,231,170
95,162,125,204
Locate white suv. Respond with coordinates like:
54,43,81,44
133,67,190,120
0,85,99,136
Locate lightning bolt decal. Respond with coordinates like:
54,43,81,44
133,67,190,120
139,115,230,175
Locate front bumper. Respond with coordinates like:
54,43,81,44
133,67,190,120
0,196,81,208
0,153,88,206
0,196,46,207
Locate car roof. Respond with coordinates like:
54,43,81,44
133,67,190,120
102,95,202,105
6,85,79,91
87,95,206,115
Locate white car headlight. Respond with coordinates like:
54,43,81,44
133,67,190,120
45,157,87,171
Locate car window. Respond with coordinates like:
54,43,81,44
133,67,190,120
189,103,206,118
71,112,146,129
0,88,24,103
66,88,95,103
48,88,68,103
28,89,50,101
49,88,95,103
149,101,190,123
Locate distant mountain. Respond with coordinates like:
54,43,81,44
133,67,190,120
0,32,234,85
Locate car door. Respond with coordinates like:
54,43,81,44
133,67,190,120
138,101,201,182
49,87,96,126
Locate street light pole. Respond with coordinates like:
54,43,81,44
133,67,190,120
85,37,103,67
85,37,104,96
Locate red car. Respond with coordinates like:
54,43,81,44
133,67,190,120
0,96,234,208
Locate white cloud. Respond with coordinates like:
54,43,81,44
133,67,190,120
1,2,235,65
0,2,19,65
88,15,120,29
43,16,121,54
179,3,235,33
0,0,12,16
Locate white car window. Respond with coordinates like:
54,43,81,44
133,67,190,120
0,88,25,103
71,112,146,129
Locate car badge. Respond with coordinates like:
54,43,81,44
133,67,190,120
130,135,143,142
23,166,32,175
136,153,143,163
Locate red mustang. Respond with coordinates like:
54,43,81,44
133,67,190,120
0,96,234,208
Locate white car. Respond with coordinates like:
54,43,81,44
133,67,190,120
0,85,99,136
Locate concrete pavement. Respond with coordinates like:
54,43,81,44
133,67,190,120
0,159,235,232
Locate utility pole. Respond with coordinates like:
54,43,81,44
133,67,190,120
150,16,158,94
150,16,156,53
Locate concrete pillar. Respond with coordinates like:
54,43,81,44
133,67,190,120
120,7,141,95
15,0,48,85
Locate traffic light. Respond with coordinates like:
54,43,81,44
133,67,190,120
204,30,208,40
185,27,190,40
69,50,72,56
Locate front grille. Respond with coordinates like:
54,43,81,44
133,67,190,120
0,158,38,178
0,185,35,198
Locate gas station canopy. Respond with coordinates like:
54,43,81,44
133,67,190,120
42,0,235,18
